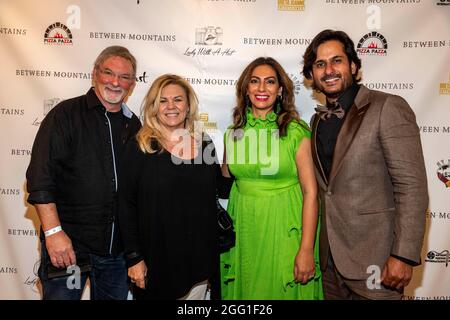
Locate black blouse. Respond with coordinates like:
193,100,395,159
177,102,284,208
118,137,231,299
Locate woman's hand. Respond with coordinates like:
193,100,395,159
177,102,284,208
294,248,315,284
128,260,148,289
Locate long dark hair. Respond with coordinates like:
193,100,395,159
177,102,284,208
232,57,300,137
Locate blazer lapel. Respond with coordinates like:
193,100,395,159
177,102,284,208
329,85,371,185
311,113,328,187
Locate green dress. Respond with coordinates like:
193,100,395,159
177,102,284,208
221,110,323,300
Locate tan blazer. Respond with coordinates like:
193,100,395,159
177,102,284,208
311,85,428,280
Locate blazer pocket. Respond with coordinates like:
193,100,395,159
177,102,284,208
358,207,395,215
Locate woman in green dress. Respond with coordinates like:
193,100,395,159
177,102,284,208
221,57,323,299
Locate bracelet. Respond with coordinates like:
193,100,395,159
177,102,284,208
44,225,62,237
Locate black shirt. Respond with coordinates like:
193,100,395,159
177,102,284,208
106,110,125,181
118,138,232,299
317,84,360,179
26,88,141,255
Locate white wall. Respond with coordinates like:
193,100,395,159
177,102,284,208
0,0,449,300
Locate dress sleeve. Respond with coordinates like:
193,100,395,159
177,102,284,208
118,138,145,267
287,119,312,153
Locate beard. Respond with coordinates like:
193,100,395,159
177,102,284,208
312,70,355,99
99,85,126,104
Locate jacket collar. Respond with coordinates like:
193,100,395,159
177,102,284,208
327,84,371,185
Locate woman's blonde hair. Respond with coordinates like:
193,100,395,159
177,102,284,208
137,74,200,154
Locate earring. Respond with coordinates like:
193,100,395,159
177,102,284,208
275,95,282,114
245,95,251,110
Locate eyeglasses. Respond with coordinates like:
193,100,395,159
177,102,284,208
98,68,134,84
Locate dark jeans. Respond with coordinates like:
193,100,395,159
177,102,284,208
39,241,128,300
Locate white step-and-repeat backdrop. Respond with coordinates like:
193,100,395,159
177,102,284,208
0,0,449,300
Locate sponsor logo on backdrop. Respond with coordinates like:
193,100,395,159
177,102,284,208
357,32,387,56
89,31,175,42
199,113,221,142
53,71,91,79
440,75,450,95
243,37,311,46
16,69,51,78
425,250,449,267
0,27,27,36
32,118,42,127
44,98,61,116
24,260,40,293
427,210,450,220
184,26,236,58
325,0,421,5
1,107,24,116
136,71,150,83
196,26,223,45
8,229,39,237
436,0,450,6
404,295,450,300
185,77,237,86
289,73,302,95
0,188,20,196
16,69,91,80
199,113,218,131
32,98,63,127
403,40,449,48
0,266,18,274
44,22,73,45
278,0,305,11
205,0,257,3
11,149,31,156
436,159,450,188
418,126,450,134
364,82,414,91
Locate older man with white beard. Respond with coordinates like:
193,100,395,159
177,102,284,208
26,46,141,300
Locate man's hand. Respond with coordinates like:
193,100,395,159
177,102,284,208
380,256,413,290
45,231,76,268
129,260,148,289
36,203,76,268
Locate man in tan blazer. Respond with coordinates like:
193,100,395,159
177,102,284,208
302,30,428,299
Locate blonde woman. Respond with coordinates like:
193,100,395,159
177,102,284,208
118,74,231,300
